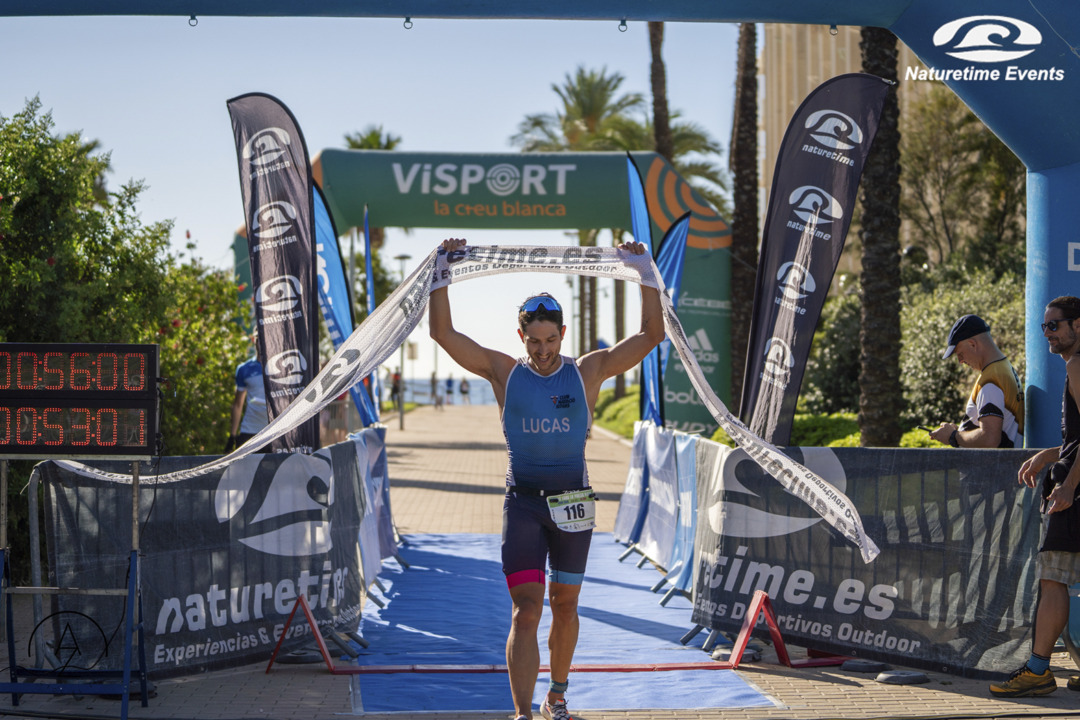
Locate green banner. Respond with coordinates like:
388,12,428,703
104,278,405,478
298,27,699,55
663,243,731,436
312,148,733,407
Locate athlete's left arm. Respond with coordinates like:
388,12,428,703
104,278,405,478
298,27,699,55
578,241,665,389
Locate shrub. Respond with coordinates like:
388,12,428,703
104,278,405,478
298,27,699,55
801,291,862,415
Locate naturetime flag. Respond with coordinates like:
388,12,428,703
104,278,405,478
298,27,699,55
228,92,319,453
314,184,377,426
740,74,890,445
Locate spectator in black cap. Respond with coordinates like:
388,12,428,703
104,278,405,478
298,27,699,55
929,314,1023,448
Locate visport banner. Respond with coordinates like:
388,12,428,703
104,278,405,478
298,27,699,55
740,74,891,445
228,93,319,453
64,244,880,563
690,441,1040,677
41,432,391,677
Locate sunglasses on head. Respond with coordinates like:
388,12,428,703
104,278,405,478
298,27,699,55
520,296,561,313
1041,317,1077,332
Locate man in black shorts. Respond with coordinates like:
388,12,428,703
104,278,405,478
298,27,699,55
429,237,663,720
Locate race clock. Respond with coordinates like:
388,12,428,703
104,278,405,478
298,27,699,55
0,343,159,458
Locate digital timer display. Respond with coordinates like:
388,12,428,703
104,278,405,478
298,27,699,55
0,343,159,458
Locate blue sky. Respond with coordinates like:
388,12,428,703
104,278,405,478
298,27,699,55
3,15,739,382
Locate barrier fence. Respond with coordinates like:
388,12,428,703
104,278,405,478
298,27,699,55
35,430,393,678
617,421,1042,678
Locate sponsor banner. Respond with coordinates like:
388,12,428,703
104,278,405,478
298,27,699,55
642,213,691,426
66,244,879,562
636,424,680,569
690,441,1041,677
43,433,390,677
613,421,650,545
314,184,378,426
663,242,731,436
228,93,319,453
740,74,889,445
665,432,700,593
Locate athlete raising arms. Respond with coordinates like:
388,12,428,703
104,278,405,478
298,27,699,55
428,237,664,720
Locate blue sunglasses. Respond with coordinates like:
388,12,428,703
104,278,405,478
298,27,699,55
520,296,561,313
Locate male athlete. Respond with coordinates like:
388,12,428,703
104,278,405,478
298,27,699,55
429,237,664,720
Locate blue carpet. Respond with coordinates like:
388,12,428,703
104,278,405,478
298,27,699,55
352,533,776,713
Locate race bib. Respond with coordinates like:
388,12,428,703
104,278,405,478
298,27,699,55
547,488,596,532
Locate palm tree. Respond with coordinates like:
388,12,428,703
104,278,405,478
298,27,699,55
344,125,402,251
731,22,759,411
511,67,645,356
857,27,903,447
649,22,675,163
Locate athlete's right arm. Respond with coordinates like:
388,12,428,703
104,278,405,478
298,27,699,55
428,240,514,386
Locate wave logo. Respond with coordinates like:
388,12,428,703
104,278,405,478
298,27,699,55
215,453,334,556
266,350,307,385
485,164,521,196
763,338,794,378
256,275,302,313
777,262,816,301
804,109,864,150
252,201,297,240
706,447,846,538
789,186,843,225
242,127,292,168
933,15,1041,63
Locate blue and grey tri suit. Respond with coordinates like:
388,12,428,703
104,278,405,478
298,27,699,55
501,355,593,587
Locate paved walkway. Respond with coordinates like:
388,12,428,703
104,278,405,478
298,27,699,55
4,404,1080,719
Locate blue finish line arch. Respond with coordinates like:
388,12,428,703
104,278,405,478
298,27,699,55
10,0,1079,446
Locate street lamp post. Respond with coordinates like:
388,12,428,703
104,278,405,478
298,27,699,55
394,254,412,430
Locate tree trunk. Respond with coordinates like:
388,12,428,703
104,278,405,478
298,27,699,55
649,22,675,162
858,26,903,447
730,22,759,411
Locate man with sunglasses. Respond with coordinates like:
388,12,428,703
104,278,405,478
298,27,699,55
990,296,1080,697
930,314,1023,448
429,237,664,720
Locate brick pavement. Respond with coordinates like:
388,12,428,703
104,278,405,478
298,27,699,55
4,403,1080,719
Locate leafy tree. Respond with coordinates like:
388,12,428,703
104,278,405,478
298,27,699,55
900,85,1026,278
900,270,1026,427
857,28,903,447
1,99,249,579
511,66,645,355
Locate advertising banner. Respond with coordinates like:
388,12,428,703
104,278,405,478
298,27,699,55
314,184,377,426
641,213,691,426
636,424,680,569
228,93,319,453
613,421,651,545
41,434,390,678
740,74,890,445
690,442,1040,677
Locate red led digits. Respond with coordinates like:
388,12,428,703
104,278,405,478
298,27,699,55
97,352,118,391
17,352,39,391
69,353,92,391
43,352,64,390
123,353,146,391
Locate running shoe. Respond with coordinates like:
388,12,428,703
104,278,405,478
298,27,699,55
541,698,574,720
989,665,1056,697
